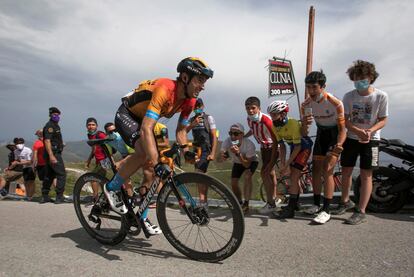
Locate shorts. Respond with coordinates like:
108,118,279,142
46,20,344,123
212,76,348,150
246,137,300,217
340,138,379,170
115,104,142,148
313,126,338,160
260,146,278,169
231,161,259,179
92,164,108,178
23,167,36,181
194,145,211,173
36,165,46,181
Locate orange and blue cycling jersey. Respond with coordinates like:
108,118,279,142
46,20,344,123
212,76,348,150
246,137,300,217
122,78,196,126
271,118,313,149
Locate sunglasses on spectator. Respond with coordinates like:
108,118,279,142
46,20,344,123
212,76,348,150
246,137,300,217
229,131,242,136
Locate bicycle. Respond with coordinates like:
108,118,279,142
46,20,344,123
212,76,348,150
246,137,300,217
73,139,244,262
259,161,342,202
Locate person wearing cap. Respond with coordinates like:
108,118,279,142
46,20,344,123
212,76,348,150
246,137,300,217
0,140,24,197
32,129,47,183
41,107,66,204
186,98,218,208
220,123,259,214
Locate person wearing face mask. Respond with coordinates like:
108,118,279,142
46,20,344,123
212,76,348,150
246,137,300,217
244,96,280,215
85,118,111,178
220,123,258,214
300,71,347,224
0,139,24,198
336,60,388,225
268,101,313,219
13,138,35,199
41,107,66,204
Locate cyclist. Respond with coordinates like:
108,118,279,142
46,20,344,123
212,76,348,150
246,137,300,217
104,57,213,235
301,71,346,224
244,97,279,215
268,100,313,219
186,98,218,209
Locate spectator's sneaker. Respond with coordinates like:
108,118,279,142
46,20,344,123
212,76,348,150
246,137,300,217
312,211,331,224
259,202,277,215
242,202,249,215
0,188,7,199
103,184,127,214
304,204,321,215
54,196,66,204
345,211,366,225
274,208,295,219
141,218,162,238
39,196,53,204
331,200,355,215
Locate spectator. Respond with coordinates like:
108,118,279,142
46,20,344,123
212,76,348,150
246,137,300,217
85,118,110,177
0,141,23,197
13,138,35,200
334,60,388,225
32,129,47,183
186,98,218,207
41,107,66,204
220,123,259,214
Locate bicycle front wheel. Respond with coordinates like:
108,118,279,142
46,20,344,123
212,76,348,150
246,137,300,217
73,173,128,245
156,172,244,262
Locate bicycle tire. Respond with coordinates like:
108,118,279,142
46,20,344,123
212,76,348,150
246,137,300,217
156,172,244,262
73,173,128,245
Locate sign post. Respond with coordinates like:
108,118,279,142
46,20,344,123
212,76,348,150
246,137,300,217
268,58,301,115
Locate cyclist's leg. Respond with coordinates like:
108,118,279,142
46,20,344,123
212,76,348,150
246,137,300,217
322,153,339,213
260,147,276,205
195,147,210,203
340,138,359,203
312,159,323,205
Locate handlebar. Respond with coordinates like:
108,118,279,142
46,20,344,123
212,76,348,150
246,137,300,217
159,142,202,169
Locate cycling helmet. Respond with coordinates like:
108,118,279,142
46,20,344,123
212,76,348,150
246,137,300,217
177,57,214,79
267,100,289,114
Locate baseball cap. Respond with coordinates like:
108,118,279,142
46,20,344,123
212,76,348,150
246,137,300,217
230,123,244,133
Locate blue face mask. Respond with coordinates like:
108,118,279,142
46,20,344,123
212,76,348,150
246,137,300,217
354,79,370,91
194,108,203,114
248,113,260,122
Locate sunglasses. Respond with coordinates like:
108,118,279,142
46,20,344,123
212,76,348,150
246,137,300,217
229,131,242,136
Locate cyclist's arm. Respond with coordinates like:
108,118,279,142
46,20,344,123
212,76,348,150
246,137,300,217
279,141,286,166
244,130,252,138
209,127,218,160
141,116,159,166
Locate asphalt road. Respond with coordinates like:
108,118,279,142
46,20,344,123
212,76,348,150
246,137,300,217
0,200,413,277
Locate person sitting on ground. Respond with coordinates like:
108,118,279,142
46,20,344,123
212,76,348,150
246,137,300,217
268,100,313,219
220,123,258,214
0,140,24,197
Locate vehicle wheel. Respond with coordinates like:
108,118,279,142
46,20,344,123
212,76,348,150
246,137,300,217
354,167,407,213
73,173,128,245
156,172,244,262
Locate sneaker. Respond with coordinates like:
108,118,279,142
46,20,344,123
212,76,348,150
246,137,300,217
331,200,355,215
259,202,277,215
274,207,295,219
141,218,162,237
304,204,321,215
39,196,53,204
345,211,366,225
312,211,331,224
242,202,249,215
103,184,128,214
0,188,7,200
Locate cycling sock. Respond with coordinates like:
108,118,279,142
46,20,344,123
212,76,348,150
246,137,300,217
106,173,125,191
313,194,321,206
140,208,149,220
288,194,298,210
322,197,332,213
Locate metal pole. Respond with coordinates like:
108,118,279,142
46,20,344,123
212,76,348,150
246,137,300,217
305,6,315,100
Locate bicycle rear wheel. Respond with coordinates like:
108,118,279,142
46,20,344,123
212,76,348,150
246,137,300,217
156,172,244,262
73,173,128,245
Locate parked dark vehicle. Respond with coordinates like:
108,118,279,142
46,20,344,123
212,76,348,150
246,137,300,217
354,138,414,213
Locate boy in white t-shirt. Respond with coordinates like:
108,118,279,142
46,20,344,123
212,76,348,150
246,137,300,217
220,123,258,214
337,60,389,225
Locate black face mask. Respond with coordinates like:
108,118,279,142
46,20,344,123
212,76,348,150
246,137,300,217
273,117,288,127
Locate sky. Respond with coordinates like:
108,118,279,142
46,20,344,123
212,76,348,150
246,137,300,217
1,0,413,144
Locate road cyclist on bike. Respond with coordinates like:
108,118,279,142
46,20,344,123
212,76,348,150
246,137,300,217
103,57,214,237
268,100,313,219
301,71,347,224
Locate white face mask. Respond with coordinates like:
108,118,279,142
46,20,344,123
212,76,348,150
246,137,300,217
16,144,24,150
231,140,239,145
